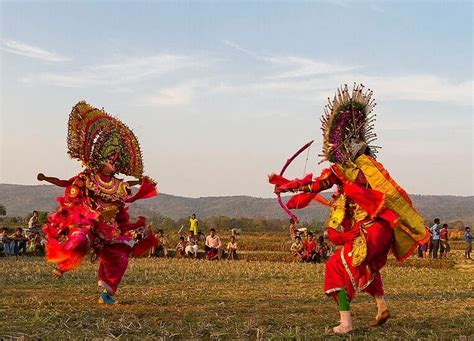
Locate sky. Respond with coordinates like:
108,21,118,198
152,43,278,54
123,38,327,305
0,1,472,197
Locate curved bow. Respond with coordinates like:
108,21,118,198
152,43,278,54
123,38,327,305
277,140,314,223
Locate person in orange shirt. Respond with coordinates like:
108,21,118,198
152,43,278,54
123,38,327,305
302,232,317,262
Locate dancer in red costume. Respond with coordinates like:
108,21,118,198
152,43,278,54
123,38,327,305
38,101,158,305
269,84,429,334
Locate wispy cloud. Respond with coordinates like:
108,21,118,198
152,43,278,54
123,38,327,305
140,81,198,106
22,54,206,88
223,40,359,79
212,74,473,106
218,41,473,106
1,39,70,62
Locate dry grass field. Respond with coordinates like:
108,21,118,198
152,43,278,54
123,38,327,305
1,233,473,340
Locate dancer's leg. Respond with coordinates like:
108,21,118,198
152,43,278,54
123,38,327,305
97,244,130,304
332,288,353,334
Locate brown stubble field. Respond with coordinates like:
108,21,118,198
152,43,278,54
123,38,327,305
0,233,473,340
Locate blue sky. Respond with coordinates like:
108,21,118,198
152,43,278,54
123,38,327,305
1,1,472,197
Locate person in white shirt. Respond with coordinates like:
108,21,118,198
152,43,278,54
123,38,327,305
226,235,238,260
430,218,441,259
185,230,199,258
27,211,40,238
205,228,222,260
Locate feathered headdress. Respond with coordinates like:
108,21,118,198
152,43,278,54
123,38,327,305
320,83,378,164
67,101,144,178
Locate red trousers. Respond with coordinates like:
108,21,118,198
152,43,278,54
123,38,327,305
324,220,394,301
97,243,131,294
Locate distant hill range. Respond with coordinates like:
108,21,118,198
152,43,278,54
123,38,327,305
0,184,473,226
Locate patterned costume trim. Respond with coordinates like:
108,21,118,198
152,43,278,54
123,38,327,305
340,246,358,291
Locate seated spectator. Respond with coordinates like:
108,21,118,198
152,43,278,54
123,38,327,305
290,236,304,260
227,235,238,260
150,229,168,257
302,232,317,263
185,230,199,258
317,235,331,262
27,232,44,255
175,236,187,257
11,227,28,256
440,223,450,258
1,227,14,256
205,228,222,260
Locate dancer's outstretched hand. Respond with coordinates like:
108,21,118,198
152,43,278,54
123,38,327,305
37,173,46,181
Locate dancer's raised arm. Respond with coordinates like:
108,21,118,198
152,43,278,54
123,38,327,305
126,179,140,187
37,173,72,187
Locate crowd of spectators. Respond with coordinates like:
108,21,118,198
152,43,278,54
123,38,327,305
288,219,331,263
148,214,238,260
417,218,472,260
1,211,46,257
418,218,451,259
6,212,469,263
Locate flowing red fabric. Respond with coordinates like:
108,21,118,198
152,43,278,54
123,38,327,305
287,193,317,209
126,178,157,203
342,182,385,218
286,192,330,209
275,173,313,191
132,232,158,257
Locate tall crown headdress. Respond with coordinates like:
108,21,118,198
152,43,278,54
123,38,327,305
67,101,144,178
320,83,379,164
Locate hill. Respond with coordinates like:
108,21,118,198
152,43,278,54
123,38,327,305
0,184,473,225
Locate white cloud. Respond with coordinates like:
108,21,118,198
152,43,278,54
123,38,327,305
221,41,472,106
141,81,197,106
1,39,70,62
22,54,210,88
222,40,359,79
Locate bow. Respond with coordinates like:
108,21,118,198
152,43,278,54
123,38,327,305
276,140,314,223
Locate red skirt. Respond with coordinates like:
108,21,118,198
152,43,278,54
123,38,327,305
324,219,394,301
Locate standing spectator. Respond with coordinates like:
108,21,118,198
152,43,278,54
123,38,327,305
189,214,199,237
290,235,304,260
11,227,28,256
205,228,222,260
289,218,297,241
1,227,14,256
185,230,199,258
417,240,428,258
440,224,450,258
226,235,238,260
430,218,441,259
465,226,472,259
175,236,187,257
27,210,40,238
302,232,317,262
